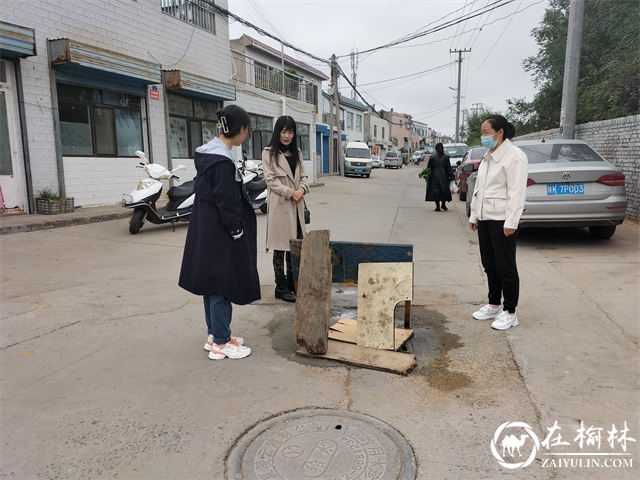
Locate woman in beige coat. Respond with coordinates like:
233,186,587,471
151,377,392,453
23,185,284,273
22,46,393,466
261,115,309,302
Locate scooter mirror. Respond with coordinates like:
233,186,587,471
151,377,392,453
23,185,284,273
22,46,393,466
135,150,148,162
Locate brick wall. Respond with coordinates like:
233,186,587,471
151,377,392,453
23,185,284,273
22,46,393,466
516,115,640,223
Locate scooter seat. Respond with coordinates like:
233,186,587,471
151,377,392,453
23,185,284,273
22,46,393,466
245,178,266,192
168,180,194,199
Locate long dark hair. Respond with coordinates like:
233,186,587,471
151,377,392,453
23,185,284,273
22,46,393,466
483,114,517,140
266,115,300,164
216,104,250,139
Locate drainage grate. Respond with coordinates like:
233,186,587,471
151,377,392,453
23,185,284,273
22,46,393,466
226,409,416,479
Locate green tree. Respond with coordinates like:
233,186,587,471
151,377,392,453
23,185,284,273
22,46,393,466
518,0,640,129
463,107,491,146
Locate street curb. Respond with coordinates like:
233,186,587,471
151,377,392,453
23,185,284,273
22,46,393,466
0,211,131,235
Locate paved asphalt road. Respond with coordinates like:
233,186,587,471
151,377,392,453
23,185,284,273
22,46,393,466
1,164,638,479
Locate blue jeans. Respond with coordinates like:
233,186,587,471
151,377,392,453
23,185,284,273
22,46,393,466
203,294,232,345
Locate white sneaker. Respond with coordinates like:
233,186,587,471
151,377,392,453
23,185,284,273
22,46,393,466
205,334,244,351
491,311,519,330
208,338,251,360
472,304,502,320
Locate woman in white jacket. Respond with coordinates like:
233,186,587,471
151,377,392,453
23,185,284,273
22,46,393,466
469,115,528,330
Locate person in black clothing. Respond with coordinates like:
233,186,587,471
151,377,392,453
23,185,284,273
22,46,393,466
425,142,452,211
179,104,259,360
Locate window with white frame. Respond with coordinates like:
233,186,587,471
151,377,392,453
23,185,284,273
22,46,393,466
168,94,220,158
382,126,386,140
373,125,377,138
57,84,143,157
356,114,362,132
298,123,310,160
346,112,354,130
161,0,216,33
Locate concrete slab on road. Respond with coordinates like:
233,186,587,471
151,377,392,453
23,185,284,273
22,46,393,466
1,165,638,479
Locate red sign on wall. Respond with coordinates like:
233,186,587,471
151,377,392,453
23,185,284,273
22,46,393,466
149,89,160,101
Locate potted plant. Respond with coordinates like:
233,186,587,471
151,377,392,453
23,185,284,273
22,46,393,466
35,187,75,215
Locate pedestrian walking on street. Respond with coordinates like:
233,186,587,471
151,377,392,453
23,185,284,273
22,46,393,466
469,114,528,330
262,115,309,303
179,105,260,360
425,142,452,211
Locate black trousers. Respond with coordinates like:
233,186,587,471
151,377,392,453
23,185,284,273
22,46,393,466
477,220,519,313
273,218,303,282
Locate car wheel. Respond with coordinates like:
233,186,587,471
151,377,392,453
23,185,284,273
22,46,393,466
589,226,616,239
365,174,370,178
459,191,466,202
400,164,403,169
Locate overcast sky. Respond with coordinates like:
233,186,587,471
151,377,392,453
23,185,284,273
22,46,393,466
228,0,550,138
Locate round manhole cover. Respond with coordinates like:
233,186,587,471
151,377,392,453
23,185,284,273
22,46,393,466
226,409,416,480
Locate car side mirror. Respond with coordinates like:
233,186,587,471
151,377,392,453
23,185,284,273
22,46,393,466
462,164,474,173
456,160,462,166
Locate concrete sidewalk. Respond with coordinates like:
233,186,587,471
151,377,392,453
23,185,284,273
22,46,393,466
0,204,130,235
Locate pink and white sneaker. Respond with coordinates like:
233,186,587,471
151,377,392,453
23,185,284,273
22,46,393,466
208,338,251,360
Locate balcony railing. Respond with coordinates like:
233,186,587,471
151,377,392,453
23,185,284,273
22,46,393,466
232,56,318,106
161,0,215,33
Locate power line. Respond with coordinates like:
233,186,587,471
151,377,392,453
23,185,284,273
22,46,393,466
335,0,516,59
202,0,330,65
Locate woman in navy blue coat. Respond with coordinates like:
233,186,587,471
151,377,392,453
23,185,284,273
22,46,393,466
179,105,260,360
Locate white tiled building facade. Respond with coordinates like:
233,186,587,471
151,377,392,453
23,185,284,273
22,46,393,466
2,0,326,212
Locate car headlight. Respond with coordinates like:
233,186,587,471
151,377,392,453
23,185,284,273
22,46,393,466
137,180,155,191
344,161,351,167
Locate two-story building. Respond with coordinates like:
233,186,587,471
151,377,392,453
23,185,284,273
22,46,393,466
230,34,328,181
2,0,246,211
364,109,393,158
383,109,420,153
317,92,367,174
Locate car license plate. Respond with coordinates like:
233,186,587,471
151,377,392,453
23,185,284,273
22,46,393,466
547,183,585,195
355,169,362,173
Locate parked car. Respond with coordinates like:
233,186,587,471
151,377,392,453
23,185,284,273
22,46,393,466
443,142,469,178
371,155,382,168
384,151,402,169
465,139,627,239
343,141,372,178
455,146,487,201
411,150,425,164
424,145,435,155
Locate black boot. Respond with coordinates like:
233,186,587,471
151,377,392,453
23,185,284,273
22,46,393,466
275,274,296,302
286,274,296,295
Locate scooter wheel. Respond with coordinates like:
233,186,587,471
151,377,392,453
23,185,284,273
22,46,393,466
129,209,146,234
259,203,268,214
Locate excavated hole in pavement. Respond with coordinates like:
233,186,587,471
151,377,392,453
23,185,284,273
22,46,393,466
265,286,470,391
226,408,416,480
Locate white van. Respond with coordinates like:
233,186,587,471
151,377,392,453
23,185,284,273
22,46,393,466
343,141,372,178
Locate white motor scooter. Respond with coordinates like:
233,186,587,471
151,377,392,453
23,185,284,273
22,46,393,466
121,151,194,234
239,151,268,214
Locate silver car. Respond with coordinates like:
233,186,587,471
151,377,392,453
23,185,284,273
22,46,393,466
466,139,627,239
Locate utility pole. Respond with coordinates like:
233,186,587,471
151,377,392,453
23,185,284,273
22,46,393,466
328,54,336,174
472,102,483,117
450,48,470,143
560,0,585,139
350,48,359,100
